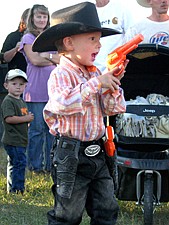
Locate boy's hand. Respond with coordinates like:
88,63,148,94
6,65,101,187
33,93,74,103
25,112,34,122
97,59,129,93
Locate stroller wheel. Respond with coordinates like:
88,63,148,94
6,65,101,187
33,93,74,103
143,172,154,225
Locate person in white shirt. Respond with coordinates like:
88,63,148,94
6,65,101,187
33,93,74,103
94,0,135,72
125,0,169,46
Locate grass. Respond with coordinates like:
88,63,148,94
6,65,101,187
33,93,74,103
1,147,169,225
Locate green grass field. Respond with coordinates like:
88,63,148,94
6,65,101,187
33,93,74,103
0,147,169,225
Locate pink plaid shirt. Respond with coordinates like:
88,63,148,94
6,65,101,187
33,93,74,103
43,56,126,141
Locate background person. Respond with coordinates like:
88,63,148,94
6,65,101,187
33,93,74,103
94,0,135,72
1,69,34,194
19,4,60,174
124,0,169,46
32,2,128,224
1,8,30,72
0,8,30,147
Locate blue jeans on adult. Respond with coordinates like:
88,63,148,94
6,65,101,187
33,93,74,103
4,145,27,193
27,102,54,172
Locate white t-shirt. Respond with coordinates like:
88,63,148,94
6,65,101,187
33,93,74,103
124,17,169,47
94,0,136,72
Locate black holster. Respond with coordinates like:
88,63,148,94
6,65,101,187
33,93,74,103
51,136,80,199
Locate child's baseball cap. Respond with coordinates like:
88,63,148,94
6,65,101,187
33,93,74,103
32,1,121,52
5,69,28,82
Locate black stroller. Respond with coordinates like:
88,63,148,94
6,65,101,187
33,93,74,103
112,44,169,225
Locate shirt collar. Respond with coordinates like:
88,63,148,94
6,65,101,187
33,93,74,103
60,55,97,76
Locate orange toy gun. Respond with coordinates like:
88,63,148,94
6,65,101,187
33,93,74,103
107,33,144,76
103,34,144,95
104,116,116,157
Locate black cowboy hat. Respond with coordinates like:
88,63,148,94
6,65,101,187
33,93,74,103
32,1,121,52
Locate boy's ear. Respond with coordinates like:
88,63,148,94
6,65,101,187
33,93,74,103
3,82,8,90
63,37,74,50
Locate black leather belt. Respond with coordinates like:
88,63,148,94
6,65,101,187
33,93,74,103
58,136,103,157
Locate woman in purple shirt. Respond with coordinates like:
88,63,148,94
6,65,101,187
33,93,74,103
20,4,60,174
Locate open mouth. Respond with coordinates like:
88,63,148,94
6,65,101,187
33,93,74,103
91,52,98,61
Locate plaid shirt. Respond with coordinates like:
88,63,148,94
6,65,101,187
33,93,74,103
43,56,126,141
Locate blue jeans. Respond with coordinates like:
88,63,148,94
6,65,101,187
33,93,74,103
4,145,27,193
26,102,54,172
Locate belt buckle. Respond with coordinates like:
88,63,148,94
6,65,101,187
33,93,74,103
84,145,101,157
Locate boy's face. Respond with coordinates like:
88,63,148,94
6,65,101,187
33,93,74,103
64,31,102,68
4,77,27,98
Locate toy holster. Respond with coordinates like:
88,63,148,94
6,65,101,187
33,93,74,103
52,135,80,199
104,116,118,190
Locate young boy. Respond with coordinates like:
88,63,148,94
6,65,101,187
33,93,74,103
32,2,128,224
1,69,34,194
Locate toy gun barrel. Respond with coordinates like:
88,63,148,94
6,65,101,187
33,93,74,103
115,34,144,56
108,34,144,58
